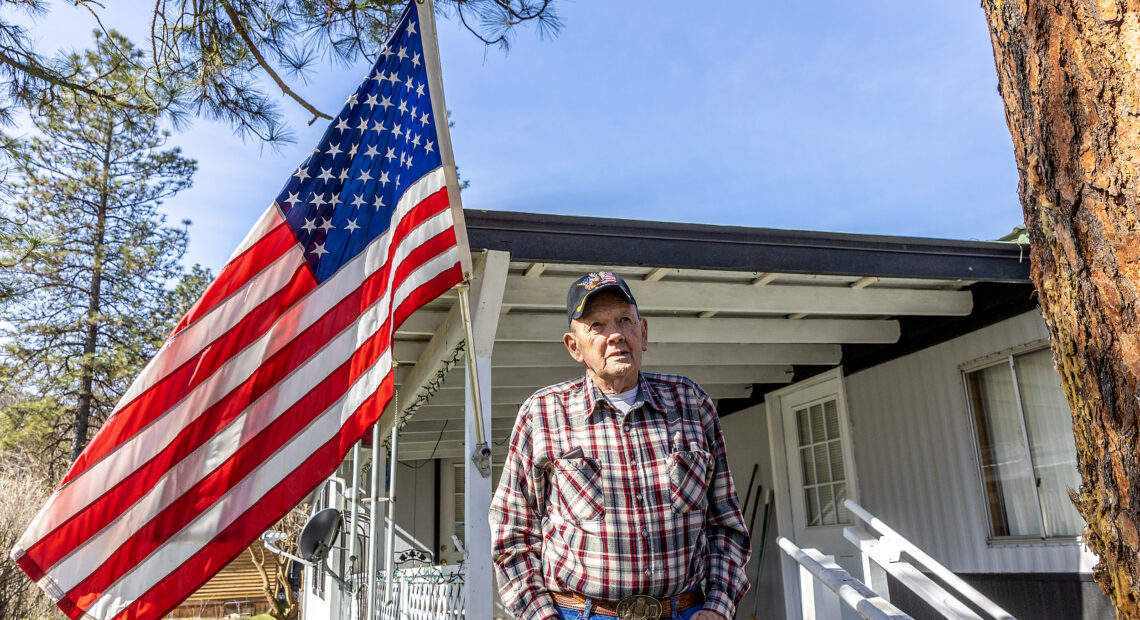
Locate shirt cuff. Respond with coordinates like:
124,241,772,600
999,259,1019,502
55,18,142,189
703,588,736,619
515,592,561,620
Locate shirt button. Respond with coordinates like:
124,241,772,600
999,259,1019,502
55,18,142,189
644,569,651,576
641,530,648,538
636,493,642,501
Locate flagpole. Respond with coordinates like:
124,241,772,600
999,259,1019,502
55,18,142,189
415,0,472,278
415,0,491,478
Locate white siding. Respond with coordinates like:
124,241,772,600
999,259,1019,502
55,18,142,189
388,459,439,559
844,310,1096,574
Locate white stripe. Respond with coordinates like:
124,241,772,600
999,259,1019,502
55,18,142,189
393,246,460,314
113,170,444,415
49,282,395,593
48,227,458,593
18,168,448,552
228,204,281,262
88,350,395,620
65,244,458,608
22,208,455,562
114,247,304,414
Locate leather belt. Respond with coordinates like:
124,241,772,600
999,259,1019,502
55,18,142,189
551,589,704,619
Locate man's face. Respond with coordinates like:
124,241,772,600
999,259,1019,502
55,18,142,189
563,291,648,393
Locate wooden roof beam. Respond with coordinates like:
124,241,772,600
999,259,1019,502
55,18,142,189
430,364,795,391
499,276,972,316
496,314,900,344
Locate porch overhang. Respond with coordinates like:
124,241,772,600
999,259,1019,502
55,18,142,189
385,209,1035,461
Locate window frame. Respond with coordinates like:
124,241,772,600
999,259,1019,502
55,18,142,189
960,340,1081,544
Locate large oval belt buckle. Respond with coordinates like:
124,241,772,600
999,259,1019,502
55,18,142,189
616,594,663,620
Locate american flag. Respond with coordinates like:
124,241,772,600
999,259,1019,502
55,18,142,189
10,3,465,618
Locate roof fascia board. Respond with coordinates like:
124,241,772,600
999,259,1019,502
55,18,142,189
464,209,1031,283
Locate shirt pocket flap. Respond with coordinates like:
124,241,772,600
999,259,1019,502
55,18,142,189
668,449,712,513
552,457,605,522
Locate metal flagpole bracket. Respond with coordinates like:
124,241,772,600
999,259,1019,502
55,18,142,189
472,443,492,479
456,280,491,479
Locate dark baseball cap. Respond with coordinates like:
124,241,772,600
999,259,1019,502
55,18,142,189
566,271,638,323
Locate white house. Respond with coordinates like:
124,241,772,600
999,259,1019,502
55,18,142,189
295,209,1110,620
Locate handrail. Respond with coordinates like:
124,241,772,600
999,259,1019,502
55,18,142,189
844,528,983,620
777,537,914,620
844,499,1015,620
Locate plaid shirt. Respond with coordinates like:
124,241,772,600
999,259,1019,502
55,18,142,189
490,372,751,620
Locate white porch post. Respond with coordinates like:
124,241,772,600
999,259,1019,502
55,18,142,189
384,425,399,603
463,250,509,619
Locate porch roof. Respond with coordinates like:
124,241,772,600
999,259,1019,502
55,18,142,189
384,210,1036,461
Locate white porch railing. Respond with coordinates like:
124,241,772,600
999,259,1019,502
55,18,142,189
778,537,914,620
378,565,465,620
843,499,1016,620
780,499,1019,620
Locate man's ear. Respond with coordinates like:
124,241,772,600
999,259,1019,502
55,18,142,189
640,316,648,352
563,330,585,363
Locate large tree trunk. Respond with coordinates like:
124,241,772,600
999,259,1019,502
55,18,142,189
981,1,1140,616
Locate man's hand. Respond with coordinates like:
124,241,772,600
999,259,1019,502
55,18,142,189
690,611,729,620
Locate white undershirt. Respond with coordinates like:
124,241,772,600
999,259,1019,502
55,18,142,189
603,386,639,414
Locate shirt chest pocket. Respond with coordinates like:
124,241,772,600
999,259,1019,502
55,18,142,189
668,449,712,513
551,457,605,522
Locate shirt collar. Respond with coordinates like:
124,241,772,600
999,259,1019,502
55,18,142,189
579,373,665,418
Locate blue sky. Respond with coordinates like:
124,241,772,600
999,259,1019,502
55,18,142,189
14,1,1022,274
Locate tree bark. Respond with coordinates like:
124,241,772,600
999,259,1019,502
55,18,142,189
981,1,1140,615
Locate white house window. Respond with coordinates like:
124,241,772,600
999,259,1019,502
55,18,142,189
964,347,1083,540
795,398,850,527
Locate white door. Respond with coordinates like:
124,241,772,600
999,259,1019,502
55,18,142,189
772,370,861,620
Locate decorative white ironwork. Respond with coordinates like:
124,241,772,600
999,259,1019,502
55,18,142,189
378,564,465,620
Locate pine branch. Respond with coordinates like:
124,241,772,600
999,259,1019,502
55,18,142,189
218,0,331,125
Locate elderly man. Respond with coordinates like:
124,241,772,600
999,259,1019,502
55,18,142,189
490,271,751,620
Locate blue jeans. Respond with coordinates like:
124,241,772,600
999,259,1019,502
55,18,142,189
553,590,702,620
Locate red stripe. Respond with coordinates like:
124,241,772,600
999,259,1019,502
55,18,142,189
67,323,395,610
172,221,297,336
118,374,394,620
26,211,453,570
392,227,456,296
26,264,381,571
61,266,318,486
55,198,455,607
59,193,451,487
395,264,462,331
13,552,45,589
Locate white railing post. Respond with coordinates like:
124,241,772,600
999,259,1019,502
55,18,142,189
778,537,914,620
799,561,817,620
384,425,399,604
367,424,382,620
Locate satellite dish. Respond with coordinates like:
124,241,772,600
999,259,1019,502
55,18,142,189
298,508,342,563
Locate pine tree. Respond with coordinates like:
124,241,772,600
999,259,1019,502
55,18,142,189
0,31,206,477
